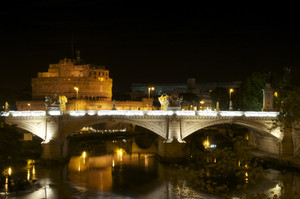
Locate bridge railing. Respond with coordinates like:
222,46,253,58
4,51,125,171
1,110,279,118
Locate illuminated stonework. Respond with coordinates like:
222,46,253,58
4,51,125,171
31,58,112,100
59,96,68,111
158,95,169,110
3,110,288,160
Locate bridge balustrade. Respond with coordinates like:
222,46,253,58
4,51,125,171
1,110,279,118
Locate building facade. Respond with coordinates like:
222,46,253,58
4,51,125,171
17,57,153,111
31,58,112,100
130,78,241,110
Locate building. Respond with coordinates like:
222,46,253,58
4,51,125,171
31,57,112,100
131,78,241,96
130,78,241,110
17,57,153,111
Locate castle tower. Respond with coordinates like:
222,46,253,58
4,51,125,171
31,58,112,100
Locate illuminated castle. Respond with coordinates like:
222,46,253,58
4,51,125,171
31,57,112,100
17,56,153,111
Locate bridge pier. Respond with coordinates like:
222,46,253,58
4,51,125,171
41,115,70,162
165,117,185,143
157,138,188,162
248,129,282,155
292,124,300,157
41,139,69,162
280,128,294,156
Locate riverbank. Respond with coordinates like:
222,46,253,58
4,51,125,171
250,149,300,171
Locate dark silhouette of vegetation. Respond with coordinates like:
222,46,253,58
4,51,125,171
179,92,200,110
272,67,300,128
210,87,229,110
169,138,265,198
239,72,266,111
0,119,42,171
0,121,22,169
0,87,32,111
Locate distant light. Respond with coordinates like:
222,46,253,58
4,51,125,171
82,151,86,158
197,111,218,117
97,110,144,116
219,111,243,117
69,111,86,116
175,111,195,116
48,110,61,116
9,111,46,117
87,110,97,116
244,111,278,117
8,167,12,176
146,111,173,116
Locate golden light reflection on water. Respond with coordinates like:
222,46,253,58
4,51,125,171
26,159,36,181
68,150,155,192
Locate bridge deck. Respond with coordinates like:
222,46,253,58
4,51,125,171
1,110,279,118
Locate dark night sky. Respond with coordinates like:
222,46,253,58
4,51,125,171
1,1,300,92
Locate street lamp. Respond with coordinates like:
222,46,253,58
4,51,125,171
148,87,155,99
229,88,234,110
200,100,204,110
74,87,79,110
74,87,79,99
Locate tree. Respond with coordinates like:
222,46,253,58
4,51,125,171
210,87,229,110
239,73,266,111
273,67,300,128
179,93,199,110
0,120,22,169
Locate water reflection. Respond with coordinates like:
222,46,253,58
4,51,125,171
68,150,156,194
27,160,36,182
2,155,300,198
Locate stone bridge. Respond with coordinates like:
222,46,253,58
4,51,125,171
1,110,297,161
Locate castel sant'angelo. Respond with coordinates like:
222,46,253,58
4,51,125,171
17,55,152,111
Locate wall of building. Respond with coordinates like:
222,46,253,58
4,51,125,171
31,58,112,100
16,98,154,111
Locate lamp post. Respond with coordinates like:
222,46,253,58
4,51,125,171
200,100,204,110
229,88,234,111
74,87,79,110
148,87,155,99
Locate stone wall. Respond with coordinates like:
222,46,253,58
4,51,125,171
16,98,154,111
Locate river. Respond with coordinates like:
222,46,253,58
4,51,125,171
2,150,300,199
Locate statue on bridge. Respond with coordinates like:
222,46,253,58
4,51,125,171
45,94,67,111
159,94,183,110
59,95,68,111
158,95,169,111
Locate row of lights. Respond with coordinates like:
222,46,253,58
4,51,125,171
2,87,279,112
2,110,279,117
149,87,235,111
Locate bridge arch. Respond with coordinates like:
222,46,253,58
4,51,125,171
60,116,167,139
4,117,46,141
182,118,283,141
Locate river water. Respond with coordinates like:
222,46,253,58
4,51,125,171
2,150,300,199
